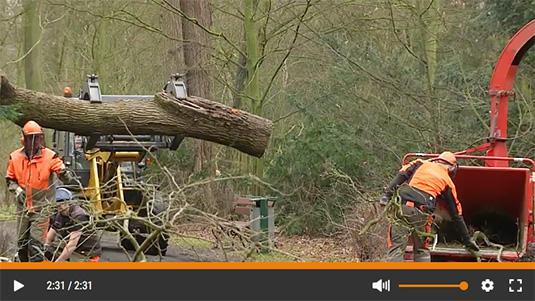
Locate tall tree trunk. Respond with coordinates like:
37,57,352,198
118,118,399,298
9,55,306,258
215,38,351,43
23,0,51,146
244,0,264,195
53,6,70,89
180,0,213,173
228,42,248,173
23,0,43,91
93,2,110,92
162,0,186,77
413,0,441,150
95,20,107,86
56,29,67,84
232,47,248,109
17,45,25,87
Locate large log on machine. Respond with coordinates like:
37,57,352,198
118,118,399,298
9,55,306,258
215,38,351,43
0,72,272,158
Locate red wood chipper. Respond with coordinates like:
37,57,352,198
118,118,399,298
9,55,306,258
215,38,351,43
403,20,535,262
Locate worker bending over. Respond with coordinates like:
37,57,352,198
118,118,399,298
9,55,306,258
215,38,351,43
45,188,102,262
380,151,479,262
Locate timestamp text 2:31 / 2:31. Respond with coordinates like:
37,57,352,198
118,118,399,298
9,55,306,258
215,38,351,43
46,280,92,291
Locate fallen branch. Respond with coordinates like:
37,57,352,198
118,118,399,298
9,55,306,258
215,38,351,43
473,231,504,262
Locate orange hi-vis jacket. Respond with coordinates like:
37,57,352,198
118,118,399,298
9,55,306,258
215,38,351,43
384,159,474,246
6,147,65,211
386,159,463,217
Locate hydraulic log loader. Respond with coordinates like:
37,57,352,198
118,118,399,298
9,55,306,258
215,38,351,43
53,74,188,256
403,20,535,262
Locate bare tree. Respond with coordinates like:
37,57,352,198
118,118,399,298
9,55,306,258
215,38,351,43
162,0,186,76
180,0,214,172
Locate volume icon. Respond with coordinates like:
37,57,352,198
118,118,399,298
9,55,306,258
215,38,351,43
372,279,390,292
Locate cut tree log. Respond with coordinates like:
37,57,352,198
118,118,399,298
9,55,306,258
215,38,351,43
0,73,272,157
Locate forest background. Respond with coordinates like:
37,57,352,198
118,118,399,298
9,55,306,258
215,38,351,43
1,0,534,261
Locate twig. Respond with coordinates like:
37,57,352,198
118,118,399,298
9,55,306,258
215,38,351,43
473,231,504,262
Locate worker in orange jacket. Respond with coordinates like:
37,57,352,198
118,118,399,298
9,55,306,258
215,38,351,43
6,120,75,262
380,151,479,262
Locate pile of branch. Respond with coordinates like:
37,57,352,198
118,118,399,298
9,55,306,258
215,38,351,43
0,73,272,157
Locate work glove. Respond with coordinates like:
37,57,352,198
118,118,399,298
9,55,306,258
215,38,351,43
15,186,24,197
14,186,26,205
43,243,53,260
453,216,471,242
43,243,52,251
59,168,76,183
43,243,51,254
379,195,389,206
464,239,480,252
465,238,481,260
453,216,481,256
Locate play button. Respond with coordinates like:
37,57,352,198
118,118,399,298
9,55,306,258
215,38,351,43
13,280,24,292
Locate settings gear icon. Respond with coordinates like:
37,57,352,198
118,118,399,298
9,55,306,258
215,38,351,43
481,279,494,292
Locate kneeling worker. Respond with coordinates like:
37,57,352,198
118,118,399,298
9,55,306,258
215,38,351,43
45,188,102,262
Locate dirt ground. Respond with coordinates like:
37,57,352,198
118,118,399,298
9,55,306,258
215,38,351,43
0,221,240,262
0,219,367,262
98,232,240,262
3,214,531,262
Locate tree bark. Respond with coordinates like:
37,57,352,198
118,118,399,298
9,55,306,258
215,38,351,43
23,0,54,148
23,0,43,91
244,0,265,194
180,0,213,172
0,74,272,158
162,0,186,76
232,44,248,110
414,0,441,150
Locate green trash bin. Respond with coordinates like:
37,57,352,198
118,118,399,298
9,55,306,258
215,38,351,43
249,196,278,253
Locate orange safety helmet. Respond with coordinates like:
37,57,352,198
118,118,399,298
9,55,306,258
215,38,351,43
22,120,43,135
432,151,458,178
436,151,456,166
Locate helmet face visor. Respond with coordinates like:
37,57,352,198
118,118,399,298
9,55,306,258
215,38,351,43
24,134,43,158
448,163,459,178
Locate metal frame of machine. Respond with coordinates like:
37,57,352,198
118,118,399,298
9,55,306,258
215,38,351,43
53,73,189,256
402,20,535,261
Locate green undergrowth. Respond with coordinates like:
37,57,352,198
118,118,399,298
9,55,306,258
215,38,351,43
0,205,16,221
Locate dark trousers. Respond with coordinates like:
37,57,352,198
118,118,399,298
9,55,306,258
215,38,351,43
16,211,49,262
387,204,433,262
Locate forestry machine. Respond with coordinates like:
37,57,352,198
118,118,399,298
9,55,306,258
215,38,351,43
403,20,535,261
53,74,188,256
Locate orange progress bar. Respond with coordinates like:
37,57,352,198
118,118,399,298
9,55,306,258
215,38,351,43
399,281,468,291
